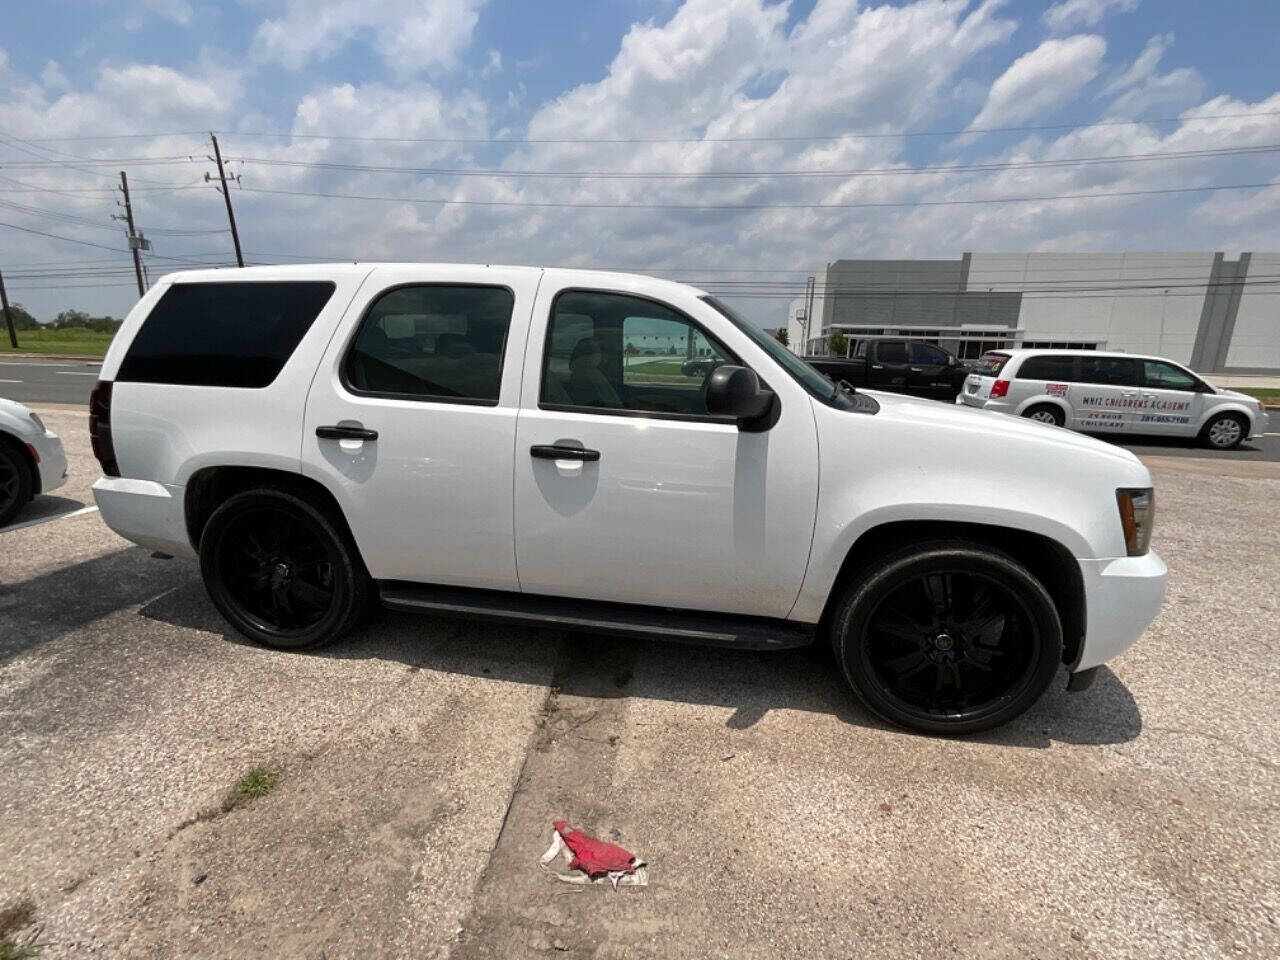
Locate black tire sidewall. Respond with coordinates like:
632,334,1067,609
0,441,34,527
832,541,1063,735
199,488,366,650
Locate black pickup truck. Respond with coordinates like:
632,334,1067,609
805,339,970,403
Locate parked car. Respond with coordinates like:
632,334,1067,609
958,349,1268,449
680,356,721,378
0,396,68,526
805,338,969,402
90,265,1166,734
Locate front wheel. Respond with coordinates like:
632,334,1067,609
199,487,370,650
1200,413,1246,450
0,441,33,527
831,541,1063,734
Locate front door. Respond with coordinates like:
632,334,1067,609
1070,356,1141,434
513,286,818,618
301,265,542,590
1136,358,1205,436
908,341,958,401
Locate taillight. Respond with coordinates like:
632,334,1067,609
990,379,1010,398
88,380,120,477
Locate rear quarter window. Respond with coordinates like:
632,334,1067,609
116,281,336,388
972,352,1010,375
1016,355,1076,381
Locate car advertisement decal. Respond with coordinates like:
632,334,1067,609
1138,413,1192,425
1079,394,1192,411
1078,411,1126,429
1046,382,1069,397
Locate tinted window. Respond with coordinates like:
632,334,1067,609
345,285,514,403
909,342,950,364
876,341,908,363
118,281,335,388
853,340,868,358
700,295,838,404
1017,355,1076,382
542,290,733,416
972,352,1010,374
1078,357,1138,387
1141,360,1198,391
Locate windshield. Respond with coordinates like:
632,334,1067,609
700,295,839,403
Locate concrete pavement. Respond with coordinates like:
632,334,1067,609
1,406,1277,959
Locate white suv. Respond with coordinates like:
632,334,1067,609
91,264,1167,734
958,349,1268,449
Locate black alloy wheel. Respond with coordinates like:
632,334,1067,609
832,541,1062,734
0,442,33,527
200,488,369,649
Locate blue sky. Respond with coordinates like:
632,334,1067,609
3,0,1280,326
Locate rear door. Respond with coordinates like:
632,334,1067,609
870,340,911,393
1071,356,1141,433
1136,358,1205,436
301,265,541,589
907,341,957,401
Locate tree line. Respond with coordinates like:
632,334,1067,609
3,304,123,333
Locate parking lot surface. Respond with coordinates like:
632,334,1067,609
2,405,1277,959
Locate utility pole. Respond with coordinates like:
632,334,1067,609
208,133,244,267
116,171,146,297
0,267,18,349
804,275,816,353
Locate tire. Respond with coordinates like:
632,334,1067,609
830,540,1063,735
1199,413,1247,450
0,439,34,528
1022,403,1065,427
199,487,371,650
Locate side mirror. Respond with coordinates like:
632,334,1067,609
948,355,957,366
705,365,775,424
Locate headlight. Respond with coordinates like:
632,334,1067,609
1116,488,1155,556
28,411,46,433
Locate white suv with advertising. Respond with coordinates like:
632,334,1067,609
958,349,1268,449
91,264,1166,734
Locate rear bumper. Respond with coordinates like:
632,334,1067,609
1074,551,1167,670
92,476,195,558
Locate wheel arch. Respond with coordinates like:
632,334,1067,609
818,519,1086,668
1014,395,1071,421
0,429,39,496
184,465,360,558
1195,403,1257,434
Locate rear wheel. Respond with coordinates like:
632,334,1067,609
1022,403,1065,427
831,540,1063,734
0,440,33,527
1200,413,1246,450
199,487,370,650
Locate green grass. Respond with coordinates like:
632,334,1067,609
0,899,41,959
228,764,281,806
0,327,115,358
1237,387,1280,405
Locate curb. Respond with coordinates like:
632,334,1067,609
0,353,103,362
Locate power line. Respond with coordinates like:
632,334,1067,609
224,143,1280,181
236,179,1280,211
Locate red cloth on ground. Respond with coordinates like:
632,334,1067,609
553,820,638,877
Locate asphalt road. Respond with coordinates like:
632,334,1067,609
2,358,1277,461
0,357,102,404
2,405,1277,959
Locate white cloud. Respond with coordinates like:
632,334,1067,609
253,0,486,75
40,60,69,91
481,48,502,79
143,0,194,25
1104,32,1171,93
1044,0,1141,32
966,34,1106,134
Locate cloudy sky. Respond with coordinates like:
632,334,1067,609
2,0,1280,327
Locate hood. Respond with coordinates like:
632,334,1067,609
859,388,1146,468
1214,388,1262,405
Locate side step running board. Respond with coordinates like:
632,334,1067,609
377,581,815,651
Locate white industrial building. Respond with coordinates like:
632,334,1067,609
786,252,1279,374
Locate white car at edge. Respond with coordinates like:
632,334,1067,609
89,264,1167,735
0,396,68,526
958,348,1268,449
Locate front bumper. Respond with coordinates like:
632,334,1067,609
1074,550,1167,671
33,430,68,495
1249,408,1270,439
92,476,195,558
